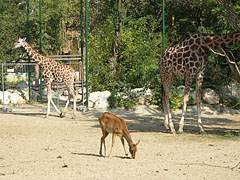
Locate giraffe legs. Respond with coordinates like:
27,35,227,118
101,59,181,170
61,81,77,119
178,75,194,134
196,72,205,134
161,88,170,131
46,82,61,118
162,78,176,134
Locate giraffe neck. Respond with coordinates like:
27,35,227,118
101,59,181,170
23,42,52,67
197,32,240,49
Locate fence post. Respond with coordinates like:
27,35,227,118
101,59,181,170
85,0,89,108
27,0,31,103
1,63,5,109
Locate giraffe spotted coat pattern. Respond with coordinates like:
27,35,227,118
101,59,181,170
159,32,240,134
12,37,77,118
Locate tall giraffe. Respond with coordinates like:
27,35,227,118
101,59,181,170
12,37,77,118
159,32,240,134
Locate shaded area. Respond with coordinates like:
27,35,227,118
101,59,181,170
1,104,240,136
85,105,240,136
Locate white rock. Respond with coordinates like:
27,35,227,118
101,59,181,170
131,88,145,96
226,83,240,98
0,91,11,104
10,92,25,104
203,88,220,105
88,91,111,108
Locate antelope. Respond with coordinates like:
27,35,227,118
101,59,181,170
99,112,140,159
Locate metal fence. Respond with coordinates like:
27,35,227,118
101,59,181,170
0,55,87,111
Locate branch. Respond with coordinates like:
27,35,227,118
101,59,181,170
204,43,240,76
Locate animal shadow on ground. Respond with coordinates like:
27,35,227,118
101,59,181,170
71,152,100,157
71,152,131,159
86,105,240,136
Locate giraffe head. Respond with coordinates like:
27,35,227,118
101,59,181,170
12,37,27,50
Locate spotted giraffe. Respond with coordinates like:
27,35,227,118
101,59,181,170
12,37,77,118
159,32,240,134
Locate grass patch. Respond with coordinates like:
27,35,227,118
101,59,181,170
222,131,240,138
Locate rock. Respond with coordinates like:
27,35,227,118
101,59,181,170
131,88,145,97
17,81,28,90
131,88,152,105
203,88,220,105
0,91,11,104
21,89,39,101
10,92,25,104
88,91,111,108
226,83,240,98
0,91,26,104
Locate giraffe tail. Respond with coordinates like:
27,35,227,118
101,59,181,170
161,84,164,106
74,75,77,92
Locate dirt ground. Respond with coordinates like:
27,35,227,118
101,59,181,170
0,104,240,180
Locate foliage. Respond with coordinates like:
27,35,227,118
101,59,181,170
1,0,240,109
151,84,184,110
108,82,136,109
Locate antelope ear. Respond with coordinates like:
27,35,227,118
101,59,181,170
136,140,140,145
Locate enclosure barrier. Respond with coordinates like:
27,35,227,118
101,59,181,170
1,55,87,112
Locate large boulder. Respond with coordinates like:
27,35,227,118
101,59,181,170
226,83,240,98
9,92,25,104
203,88,220,105
0,90,25,104
21,88,39,101
0,91,11,104
88,91,111,108
131,88,152,105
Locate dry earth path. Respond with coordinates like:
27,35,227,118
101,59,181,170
0,105,239,180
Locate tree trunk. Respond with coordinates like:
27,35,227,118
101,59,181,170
109,0,123,76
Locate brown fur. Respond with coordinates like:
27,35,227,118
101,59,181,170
98,112,140,159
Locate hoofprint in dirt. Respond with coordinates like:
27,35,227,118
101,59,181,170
0,105,239,180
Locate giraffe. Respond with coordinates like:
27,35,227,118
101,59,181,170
159,32,240,134
12,37,77,118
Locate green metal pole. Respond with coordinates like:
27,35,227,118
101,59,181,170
80,0,84,106
162,0,165,52
27,0,31,103
85,0,89,108
39,0,43,100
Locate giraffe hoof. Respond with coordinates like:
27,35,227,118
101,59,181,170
199,130,207,135
170,130,177,134
163,129,170,133
60,113,65,118
177,130,184,134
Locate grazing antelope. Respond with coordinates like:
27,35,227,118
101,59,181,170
99,112,140,159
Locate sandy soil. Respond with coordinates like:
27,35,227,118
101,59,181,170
0,104,240,180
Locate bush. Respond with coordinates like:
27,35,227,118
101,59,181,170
151,85,184,110
108,82,137,109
